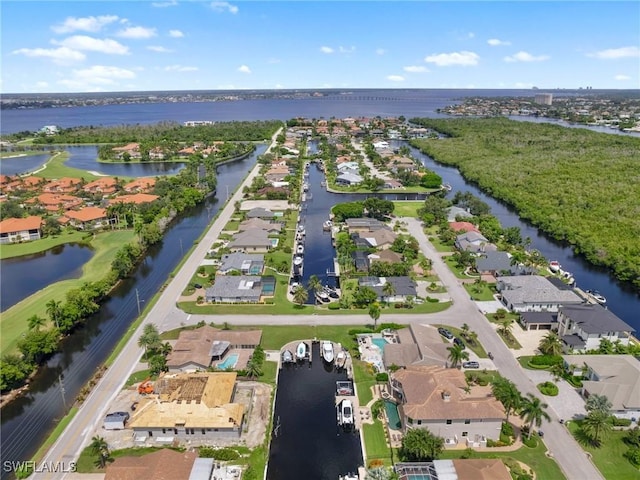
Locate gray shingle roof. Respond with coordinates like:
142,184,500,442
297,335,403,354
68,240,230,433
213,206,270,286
206,276,262,301
229,228,271,249
560,304,635,334
219,253,264,273
499,275,583,306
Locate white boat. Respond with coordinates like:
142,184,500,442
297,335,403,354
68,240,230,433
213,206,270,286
296,342,307,361
282,350,294,363
293,256,303,266
549,261,561,273
301,193,307,202
336,351,347,369
586,290,607,305
316,291,330,303
297,244,304,255
323,220,333,231
337,399,354,426
303,183,309,191
321,341,335,363
289,282,300,294
297,225,306,235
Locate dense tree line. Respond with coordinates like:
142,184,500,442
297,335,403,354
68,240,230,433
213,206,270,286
410,117,640,289
26,120,282,145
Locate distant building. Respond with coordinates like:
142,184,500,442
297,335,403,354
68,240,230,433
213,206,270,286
534,93,553,105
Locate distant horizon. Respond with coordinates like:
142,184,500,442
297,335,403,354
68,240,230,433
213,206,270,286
2,2,638,93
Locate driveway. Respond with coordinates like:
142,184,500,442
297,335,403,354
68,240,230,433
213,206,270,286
521,368,587,422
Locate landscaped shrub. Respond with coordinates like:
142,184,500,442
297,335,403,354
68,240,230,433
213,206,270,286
537,381,559,396
501,422,514,437
624,447,640,467
523,436,538,448
566,376,584,388
529,354,563,366
349,328,373,336
199,447,239,461
375,373,389,382
613,417,633,427
328,303,340,310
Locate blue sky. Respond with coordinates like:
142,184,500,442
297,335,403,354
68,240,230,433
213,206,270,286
2,1,639,93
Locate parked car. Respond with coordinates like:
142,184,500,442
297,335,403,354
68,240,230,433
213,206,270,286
438,327,454,339
453,337,466,348
193,283,202,289
462,361,480,369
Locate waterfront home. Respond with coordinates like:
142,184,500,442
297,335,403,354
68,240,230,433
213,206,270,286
123,177,156,193
519,311,558,331
110,193,160,206
42,177,82,193
82,177,118,196
383,324,449,369
238,218,282,233
345,217,388,233
358,276,417,302
205,275,275,303
105,449,197,480
496,275,583,312
475,251,512,277
112,142,141,160
352,250,370,272
62,206,110,230
246,207,275,219
166,325,262,371
383,179,404,189
390,365,505,447
336,172,364,186
129,372,244,441
562,354,640,420
218,252,265,275
0,215,42,243
454,231,497,254
228,228,273,253
358,228,397,249
556,304,635,352
395,459,511,480
148,146,166,160
449,221,480,234
368,249,403,265
447,206,473,222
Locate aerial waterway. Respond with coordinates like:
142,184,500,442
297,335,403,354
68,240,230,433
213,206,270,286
0,145,265,478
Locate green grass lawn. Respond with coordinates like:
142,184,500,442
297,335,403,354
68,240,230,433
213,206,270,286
443,255,474,279
435,324,489,359
354,359,377,405
424,226,455,253
223,220,240,231
1,230,135,354
568,421,639,480
363,419,393,465
440,438,566,480
0,230,90,260
464,282,497,301
0,150,51,158
124,369,152,387
33,151,102,180
392,201,423,218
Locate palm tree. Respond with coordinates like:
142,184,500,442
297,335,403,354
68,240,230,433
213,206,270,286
585,394,612,415
292,285,308,306
307,275,323,302
89,435,111,469
492,378,522,422
368,302,381,330
581,410,612,447
27,314,46,331
461,323,470,340
245,359,263,379
538,332,563,356
498,319,514,339
45,300,62,329
138,323,161,357
519,393,551,439
446,344,469,369
382,281,396,303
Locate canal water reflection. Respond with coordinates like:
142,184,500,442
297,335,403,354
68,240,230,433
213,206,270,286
65,146,185,177
267,342,363,479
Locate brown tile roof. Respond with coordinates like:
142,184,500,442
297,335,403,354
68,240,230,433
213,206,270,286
43,177,82,192
64,207,107,222
393,365,505,421
105,449,197,480
369,249,403,264
0,216,42,234
453,459,511,480
112,142,140,152
31,193,83,209
83,177,118,192
110,193,160,205
449,221,479,233
123,177,156,192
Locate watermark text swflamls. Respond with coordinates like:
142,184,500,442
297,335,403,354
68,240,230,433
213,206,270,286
3,461,77,474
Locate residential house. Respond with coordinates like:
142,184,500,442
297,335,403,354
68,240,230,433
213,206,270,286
124,177,156,193
497,275,583,312
345,217,388,234
1,175,42,193
390,365,505,447
389,156,417,172
228,228,273,253
246,207,275,219
63,207,110,230
105,449,197,480
383,179,403,189
358,276,417,302
43,177,82,193
238,218,282,234
83,177,118,196
368,249,403,265
455,231,497,254
358,228,397,249
519,312,558,331
562,354,640,420
148,147,166,160
475,251,512,277
129,372,244,441
166,325,262,371
556,304,635,352
112,142,141,160
109,193,160,206
218,253,265,275
395,459,511,480
449,221,479,234
336,172,363,186
28,193,83,212
205,275,274,303
447,206,473,222
352,250,370,272
382,324,449,369
0,216,42,243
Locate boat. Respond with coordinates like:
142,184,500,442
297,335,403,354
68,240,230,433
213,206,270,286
316,291,330,303
586,289,607,305
296,342,307,361
441,183,452,191
293,256,303,266
282,350,294,363
297,244,304,255
549,261,561,273
301,193,307,202
321,341,335,363
336,380,353,395
335,351,347,369
337,399,354,426
289,282,300,294
321,180,326,187
297,225,306,235
303,183,309,192
323,220,333,231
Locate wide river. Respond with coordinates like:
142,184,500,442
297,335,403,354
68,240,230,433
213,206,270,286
0,89,638,476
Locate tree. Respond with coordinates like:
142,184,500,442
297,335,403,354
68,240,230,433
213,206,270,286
138,323,161,357
446,344,469,369
585,394,612,415
399,428,444,462
45,299,63,329
581,410,613,447
498,319,514,338
538,332,563,356
41,217,62,237
148,354,167,376
461,323,470,340
368,302,381,329
382,281,396,302
245,359,263,379
519,393,551,439
0,354,34,391
89,436,111,469
491,377,522,422
27,314,46,331
307,275,323,301
292,285,308,306
353,286,378,308
17,328,59,364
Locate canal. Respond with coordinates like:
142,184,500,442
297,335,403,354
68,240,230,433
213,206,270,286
267,342,363,479
0,145,265,478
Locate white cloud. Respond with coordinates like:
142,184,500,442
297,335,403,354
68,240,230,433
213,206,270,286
152,0,178,7
376,48,387,56
147,45,173,53
238,64,251,74
339,45,356,54
52,15,119,34
169,29,184,38
403,65,428,73
488,38,511,46
116,26,157,39
504,51,550,62
12,46,86,65
210,2,239,14
425,51,479,66
320,46,334,54
52,36,129,55
588,46,640,59
615,74,631,81
164,64,199,72
386,75,405,82
58,65,136,89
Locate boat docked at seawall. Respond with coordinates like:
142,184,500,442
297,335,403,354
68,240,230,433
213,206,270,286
549,260,561,273
296,342,308,361
296,244,304,255
321,341,335,363
335,351,347,370
282,350,294,364
586,289,607,305
323,220,333,231
337,399,354,426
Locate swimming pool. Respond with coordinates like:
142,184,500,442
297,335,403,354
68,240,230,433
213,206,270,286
372,337,387,352
216,353,239,370
385,400,402,430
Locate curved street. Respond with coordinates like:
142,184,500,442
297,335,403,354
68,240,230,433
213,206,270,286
35,137,602,479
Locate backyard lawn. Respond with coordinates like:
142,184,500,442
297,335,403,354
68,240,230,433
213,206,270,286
363,420,393,465
464,282,497,301
0,230,89,260
33,151,102,180
391,201,422,218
